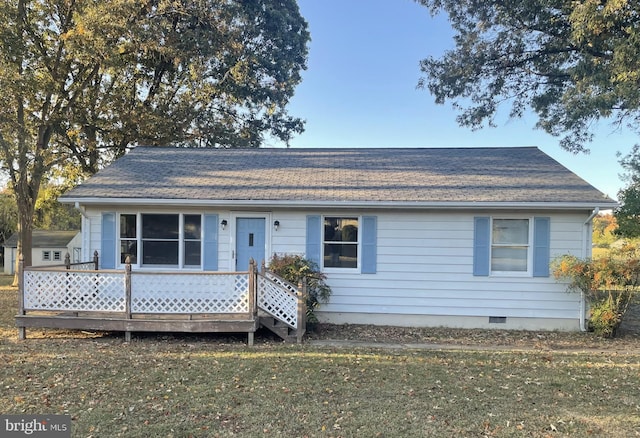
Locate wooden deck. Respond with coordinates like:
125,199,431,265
16,312,259,343
16,256,306,345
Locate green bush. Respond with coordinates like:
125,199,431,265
588,297,622,338
552,245,640,337
267,254,332,326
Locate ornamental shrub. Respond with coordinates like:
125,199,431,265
267,254,332,327
552,245,640,337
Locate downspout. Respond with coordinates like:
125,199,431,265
74,201,90,220
579,207,600,331
74,202,90,261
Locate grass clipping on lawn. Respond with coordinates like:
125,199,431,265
2,286,640,436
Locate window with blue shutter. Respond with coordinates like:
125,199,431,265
473,216,551,277
473,217,490,276
101,212,116,269
306,215,321,267
361,216,377,274
533,217,550,277
202,214,219,271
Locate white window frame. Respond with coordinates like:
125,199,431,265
42,251,51,261
490,216,533,276
321,215,361,273
53,251,62,261
116,212,204,270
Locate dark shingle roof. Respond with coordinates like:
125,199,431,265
3,230,79,248
62,147,616,206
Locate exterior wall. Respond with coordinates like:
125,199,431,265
3,245,75,274
66,232,83,263
314,210,588,330
82,206,592,330
3,247,14,274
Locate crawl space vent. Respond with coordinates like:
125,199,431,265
489,316,507,324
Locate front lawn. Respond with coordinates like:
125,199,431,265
1,288,639,437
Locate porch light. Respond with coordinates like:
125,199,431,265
221,219,228,230
274,220,280,231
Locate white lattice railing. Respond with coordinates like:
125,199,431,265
20,261,303,330
131,272,250,314
21,268,252,315
257,272,300,329
23,270,126,312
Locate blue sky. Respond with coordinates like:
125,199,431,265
270,0,638,201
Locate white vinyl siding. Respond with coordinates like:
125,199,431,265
82,207,590,329
320,211,586,323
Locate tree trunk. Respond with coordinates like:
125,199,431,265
11,184,37,286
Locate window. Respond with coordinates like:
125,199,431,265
142,214,179,265
491,219,529,272
183,215,202,266
474,216,550,277
53,251,61,261
42,251,51,261
117,213,203,267
323,217,359,269
120,214,137,264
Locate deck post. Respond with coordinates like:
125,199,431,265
248,258,257,316
124,256,132,342
17,254,25,340
296,278,307,344
64,253,71,270
248,258,256,346
93,250,99,271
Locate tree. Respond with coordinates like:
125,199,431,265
592,212,617,247
34,164,83,231
416,0,640,153
615,145,640,237
0,190,17,244
0,0,309,266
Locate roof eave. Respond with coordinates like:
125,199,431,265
61,197,619,211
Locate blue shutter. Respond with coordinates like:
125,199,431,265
361,216,377,274
203,214,219,271
306,215,321,267
101,212,116,269
473,217,490,276
533,217,550,277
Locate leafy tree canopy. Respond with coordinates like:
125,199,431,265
416,0,640,153
592,212,618,247
0,191,17,244
615,144,640,237
0,0,309,265
34,164,82,231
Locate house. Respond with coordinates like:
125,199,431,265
57,146,617,332
3,230,81,274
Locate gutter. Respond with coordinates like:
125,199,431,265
74,202,90,219
579,207,600,332
61,197,619,211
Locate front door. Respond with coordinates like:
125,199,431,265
235,218,266,270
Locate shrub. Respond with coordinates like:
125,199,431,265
267,254,332,326
552,245,640,337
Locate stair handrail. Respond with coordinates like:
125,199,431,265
262,270,298,298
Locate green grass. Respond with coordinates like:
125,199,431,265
1,290,640,437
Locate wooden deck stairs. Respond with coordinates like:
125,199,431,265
259,314,304,343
